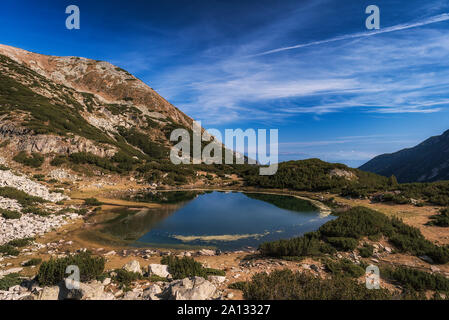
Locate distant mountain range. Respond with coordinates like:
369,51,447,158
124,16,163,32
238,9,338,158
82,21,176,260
360,129,449,183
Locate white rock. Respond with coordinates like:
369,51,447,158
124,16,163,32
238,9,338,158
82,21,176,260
123,260,142,275
148,264,170,278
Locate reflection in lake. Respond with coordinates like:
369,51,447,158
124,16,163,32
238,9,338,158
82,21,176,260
95,191,335,250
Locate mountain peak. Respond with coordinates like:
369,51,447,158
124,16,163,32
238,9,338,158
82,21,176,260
360,129,449,183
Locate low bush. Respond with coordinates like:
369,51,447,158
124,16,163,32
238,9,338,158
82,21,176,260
0,273,22,290
359,244,374,258
23,258,42,267
0,187,46,206
382,266,449,292
37,252,105,286
259,232,335,258
161,256,225,279
7,237,34,247
242,269,391,300
1,209,22,219
84,198,103,206
427,208,449,227
112,269,142,286
228,281,247,291
0,244,20,256
326,237,358,251
324,259,365,278
13,151,44,168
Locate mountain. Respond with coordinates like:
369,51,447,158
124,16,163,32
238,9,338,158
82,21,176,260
360,129,449,183
0,44,220,186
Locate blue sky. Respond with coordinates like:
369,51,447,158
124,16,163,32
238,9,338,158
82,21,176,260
2,0,449,167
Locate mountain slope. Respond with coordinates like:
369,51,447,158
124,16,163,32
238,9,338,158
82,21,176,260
360,130,449,183
0,44,198,163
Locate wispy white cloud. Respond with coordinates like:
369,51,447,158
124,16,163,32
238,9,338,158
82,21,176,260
254,13,449,56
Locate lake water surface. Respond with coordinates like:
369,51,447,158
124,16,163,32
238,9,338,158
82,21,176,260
98,191,335,250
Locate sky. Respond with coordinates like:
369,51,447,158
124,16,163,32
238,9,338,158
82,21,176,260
1,0,449,167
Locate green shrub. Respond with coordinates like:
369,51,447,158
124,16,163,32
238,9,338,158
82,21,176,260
0,187,46,206
359,244,374,258
259,232,335,258
0,244,20,256
324,259,365,278
22,206,52,216
7,237,34,247
1,209,22,219
0,273,22,290
23,258,42,267
84,198,103,206
0,164,9,171
382,266,449,292
50,156,67,166
161,256,225,279
427,208,449,227
228,281,248,291
148,275,169,282
112,269,142,286
319,207,393,239
13,151,44,168
242,269,391,300
327,237,358,251
37,252,105,286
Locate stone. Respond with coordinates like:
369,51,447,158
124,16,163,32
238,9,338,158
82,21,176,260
310,264,320,272
208,276,226,284
198,249,215,256
419,255,434,264
64,281,115,300
39,286,60,300
142,284,162,300
102,278,111,286
227,292,234,299
163,277,217,300
147,264,170,278
384,247,392,253
123,260,142,275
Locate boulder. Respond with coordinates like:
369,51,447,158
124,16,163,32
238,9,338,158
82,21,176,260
64,281,115,300
208,275,226,284
147,264,170,278
39,286,60,300
123,260,142,275
198,249,216,256
142,284,162,300
163,277,216,300
419,255,434,264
